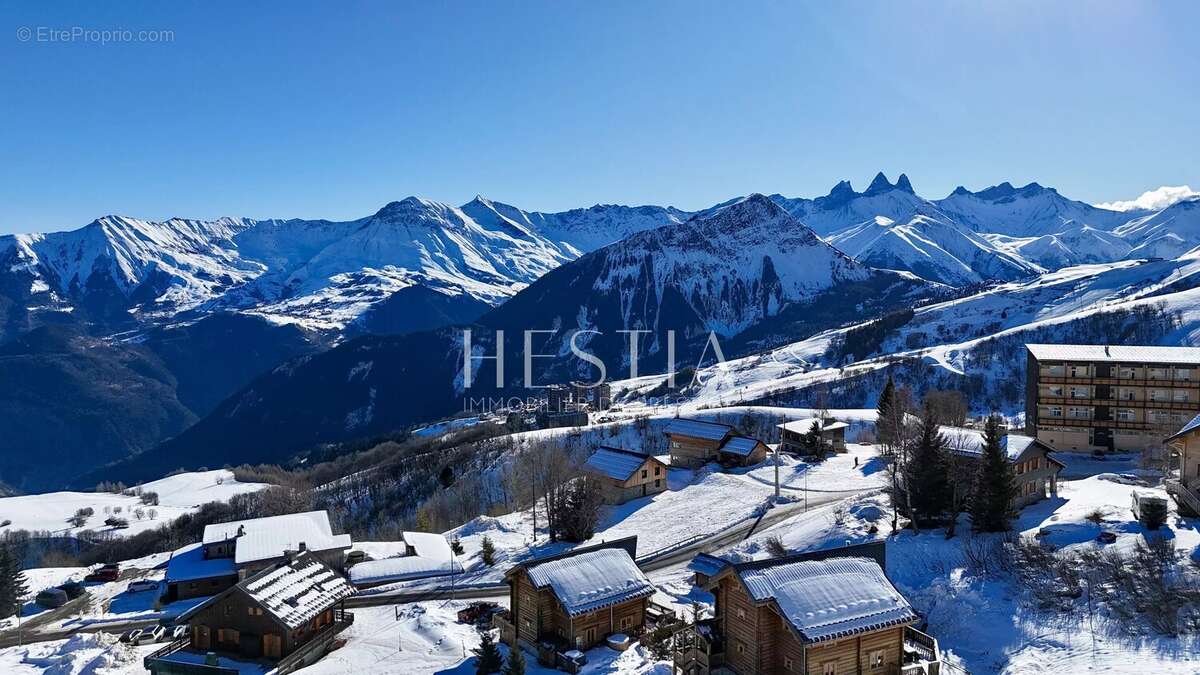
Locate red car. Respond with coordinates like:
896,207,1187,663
85,565,119,583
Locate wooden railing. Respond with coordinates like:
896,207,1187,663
273,608,355,674
1166,479,1200,517
903,626,941,675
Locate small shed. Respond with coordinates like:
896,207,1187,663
717,435,770,466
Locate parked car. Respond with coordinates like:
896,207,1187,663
136,625,166,644
35,587,69,609
85,565,120,583
123,629,143,644
127,579,159,593
170,625,188,641
456,601,500,626
58,581,86,599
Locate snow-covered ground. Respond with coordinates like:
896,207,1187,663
0,469,268,537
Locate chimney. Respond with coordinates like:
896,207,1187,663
1104,345,1111,356
298,541,307,553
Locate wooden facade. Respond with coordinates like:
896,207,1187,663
668,433,727,469
678,543,935,675
148,552,354,675
1166,418,1200,516
584,451,670,505
503,537,652,656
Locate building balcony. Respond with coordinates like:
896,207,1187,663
902,626,942,675
1166,479,1200,518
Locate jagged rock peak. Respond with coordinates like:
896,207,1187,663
865,172,893,195
895,173,914,194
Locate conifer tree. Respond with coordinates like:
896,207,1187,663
501,645,526,675
0,545,28,619
876,376,896,445
904,404,952,527
970,415,1019,532
473,628,503,674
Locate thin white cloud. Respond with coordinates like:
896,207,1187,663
1096,185,1199,212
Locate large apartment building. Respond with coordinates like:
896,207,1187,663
1025,344,1200,452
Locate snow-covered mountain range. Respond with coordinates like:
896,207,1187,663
3,174,1198,341
0,197,684,338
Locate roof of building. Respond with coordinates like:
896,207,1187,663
201,511,352,566
687,552,729,577
164,542,237,583
1026,344,1200,365
719,436,766,457
778,418,850,434
177,551,353,630
583,447,654,481
663,418,732,441
402,531,453,562
241,553,354,629
1167,413,1200,442
738,556,917,643
525,547,656,616
939,426,1062,466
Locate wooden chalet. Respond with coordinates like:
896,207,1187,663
164,510,352,602
941,426,1064,509
675,543,941,675
499,536,655,660
582,446,670,504
777,418,850,455
145,550,354,675
664,419,768,468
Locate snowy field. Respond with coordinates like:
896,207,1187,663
0,469,268,537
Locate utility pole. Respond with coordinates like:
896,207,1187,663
773,444,780,499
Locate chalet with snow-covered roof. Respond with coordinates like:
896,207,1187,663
582,446,669,504
940,426,1064,509
675,542,941,675
664,419,767,468
499,536,655,658
164,510,352,601
145,550,354,674
778,417,850,455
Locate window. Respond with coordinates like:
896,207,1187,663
1177,368,1192,381
736,607,746,619
736,641,746,654
1118,388,1136,401
1045,365,1064,376
784,656,794,671
654,479,661,488
1150,368,1167,380
248,607,263,616
1068,407,1091,419
1151,389,1169,401
654,466,661,476
1069,365,1087,378
620,616,632,629
1175,390,1190,402
1117,408,1134,421
1048,406,1063,418
223,605,233,617
1047,385,1064,397
1069,386,1089,398
641,469,647,479
868,649,885,668
1119,366,1136,379
822,662,837,675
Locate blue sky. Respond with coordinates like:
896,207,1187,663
1,1,1197,234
